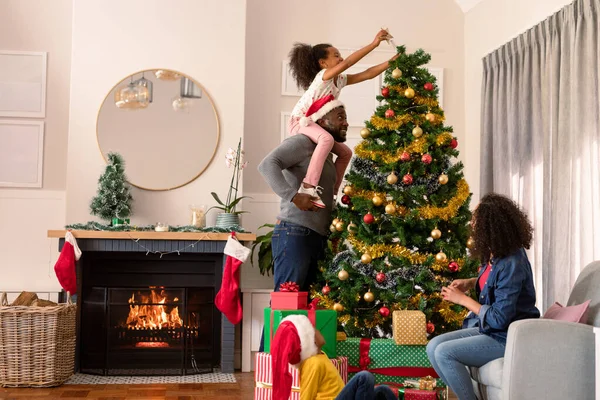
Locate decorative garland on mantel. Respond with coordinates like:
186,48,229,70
65,221,247,233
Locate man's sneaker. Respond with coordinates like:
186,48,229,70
297,185,326,208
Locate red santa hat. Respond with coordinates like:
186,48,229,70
299,94,345,127
271,314,319,400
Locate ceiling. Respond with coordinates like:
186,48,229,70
454,0,485,13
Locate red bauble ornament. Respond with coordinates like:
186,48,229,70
376,272,386,283
400,151,411,162
424,82,434,91
448,261,460,272
341,194,351,205
426,322,435,334
385,109,395,118
450,139,458,149
421,154,432,165
381,87,390,97
322,285,331,295
363,213,375,224
402,174,413,185
379,307,390,318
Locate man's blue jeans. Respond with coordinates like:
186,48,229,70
336,371,397,400
426,328,506,400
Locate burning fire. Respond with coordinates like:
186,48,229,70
126,289,183,329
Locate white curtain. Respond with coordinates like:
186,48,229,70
481,0,600,310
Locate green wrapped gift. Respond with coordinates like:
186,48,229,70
263,308,337,358
337,338,444,387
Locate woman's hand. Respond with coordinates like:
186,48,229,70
441,285,469,306
450,278,476,292
371,29,390,47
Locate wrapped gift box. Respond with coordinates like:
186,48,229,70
254,352,348,400
392,310,428,345
264,308,337,358
375,384,447,400
270,291,308,310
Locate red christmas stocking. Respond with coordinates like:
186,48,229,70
215,235,250,324
54,231,81,295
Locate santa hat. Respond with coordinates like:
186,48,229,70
299,94,345,127
271,314,319,400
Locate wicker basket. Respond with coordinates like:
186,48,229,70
0,292,77,387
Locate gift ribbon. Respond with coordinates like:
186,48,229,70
268,298,320,344
279,281,300,292
348,338,439,378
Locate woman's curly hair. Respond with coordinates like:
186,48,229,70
288,42,332,90
471,193,533,264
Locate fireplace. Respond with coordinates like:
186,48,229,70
51,232,253,376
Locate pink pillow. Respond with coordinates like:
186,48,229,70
542,300,591,323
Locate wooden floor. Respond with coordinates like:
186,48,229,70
0,372,457,399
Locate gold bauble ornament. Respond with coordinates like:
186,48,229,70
333,303,344,312
330,224,336,233
343,186,354,196
412,126,423,138
385,204,396,214
361,253,372,264
431,228,442,240
425,113,436,123
372,196,383,207
347,222,358,232
332,218,340,226
338,269,349,281
438,174,449,185
363,291,375,303
335,221,345,231
392,68,403,79
360,128,371,139
387,172,398,185
404,88,415,98
466,237,475,249
436,252,448,262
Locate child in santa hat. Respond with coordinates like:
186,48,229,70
287,30,399,208
272,315,396,400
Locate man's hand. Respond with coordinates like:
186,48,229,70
292,193,320,212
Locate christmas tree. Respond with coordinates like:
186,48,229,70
90,152,133,223
315,46,478,338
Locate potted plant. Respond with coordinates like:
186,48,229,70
210,138,250,228
250,223,275,276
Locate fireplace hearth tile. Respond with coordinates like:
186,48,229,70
65,372,236,384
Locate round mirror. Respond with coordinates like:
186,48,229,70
97,69,219,191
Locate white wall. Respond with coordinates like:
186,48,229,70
463,0,575,202
67,0,246,227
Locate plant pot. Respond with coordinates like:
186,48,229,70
111,218,130,227
215,213,240,229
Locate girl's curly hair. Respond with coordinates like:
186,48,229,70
288,42,332,90
471,193,533,264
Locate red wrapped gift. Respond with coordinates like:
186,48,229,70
271,281,308,310
404,387,446,400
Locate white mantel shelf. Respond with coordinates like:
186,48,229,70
47,230,256,242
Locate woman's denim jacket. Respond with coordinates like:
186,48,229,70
463,248,540,344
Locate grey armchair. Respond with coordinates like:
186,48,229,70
469,260,600,400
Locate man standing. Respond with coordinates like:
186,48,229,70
258,97,349,293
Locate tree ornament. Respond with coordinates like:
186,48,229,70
426,322,435,334
338,269,349,281
379,306,390,318
387,172,398,184
335,221,345,232
363,291,375,302
466,237,475,249
450,138,458,149
372,195,383,206
392,68,402,79
329,224,336,233
385,109,395,119
402,173,413,185
425,112,436,123
376,271,386,283
421,154,432,165
436,251,448,263
431,228,442,240
385,204,396,215
341,194,351,205
424,82,434,91
412,126,423,137
333,303,344,312
363,212,375,224
438,174,449,185
448,261,460,272
400,151,411,162
347,222,358,232
360,128,371,139
322,285,331,295
332,218,340,226
343,185,354,196
381,87,390,97
404,88,415,98
361,253,372,264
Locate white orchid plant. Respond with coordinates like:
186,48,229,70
210,138,250,215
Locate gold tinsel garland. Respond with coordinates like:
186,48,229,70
354,137,428,164
370,114,414,131
418,179,470,221
436,132,453,146
409,292,468,326
388,85,440,109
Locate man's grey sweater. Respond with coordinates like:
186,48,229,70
258,135,336,236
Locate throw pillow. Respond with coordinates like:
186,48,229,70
542,299,591,323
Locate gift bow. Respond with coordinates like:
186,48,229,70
279,281,300,292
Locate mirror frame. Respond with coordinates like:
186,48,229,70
96,68,220,191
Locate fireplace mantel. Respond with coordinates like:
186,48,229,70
48,230,256,241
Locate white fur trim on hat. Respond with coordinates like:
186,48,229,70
310,99,344,123
299,116,311,127
281,314,318,365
